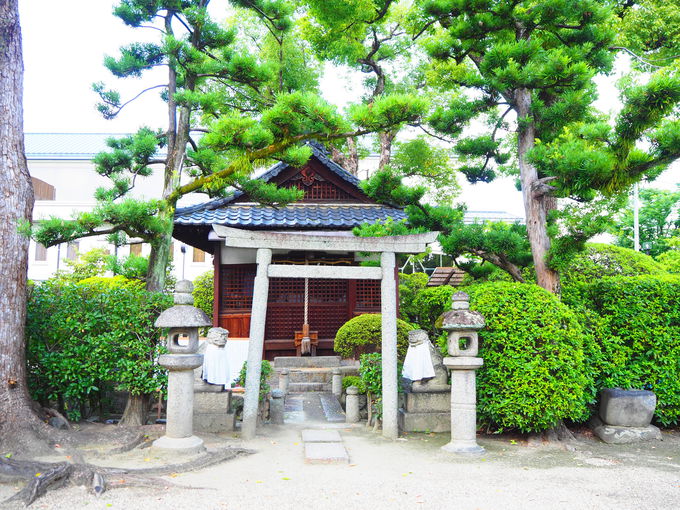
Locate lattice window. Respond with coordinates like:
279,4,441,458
355,280,381,310
265,278,350,339
266,278,304,339
284,179,352,201
220,265,256,311
309,279,348,337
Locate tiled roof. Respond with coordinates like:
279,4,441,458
25,133,126,160
175,204,407,228
176,142,361,212
463,210,525,224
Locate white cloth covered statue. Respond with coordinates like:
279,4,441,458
402,329,436,381
202,327,230,386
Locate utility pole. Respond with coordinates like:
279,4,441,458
633,182,640,251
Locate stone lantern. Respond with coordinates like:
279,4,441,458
437,291,485,454
153,280,211,454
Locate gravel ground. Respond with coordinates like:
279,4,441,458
2,422,679,510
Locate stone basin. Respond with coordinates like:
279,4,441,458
599,388,656,427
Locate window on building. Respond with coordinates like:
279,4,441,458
66,242,79,260
130,243,143,256
193,248,206,263
31,177,56,201
35,243,47,262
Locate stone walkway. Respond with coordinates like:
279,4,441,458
284,391,350,463
301,429,349,464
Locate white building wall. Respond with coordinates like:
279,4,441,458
27,158,213,283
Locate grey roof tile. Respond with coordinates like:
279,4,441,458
175,204,407,228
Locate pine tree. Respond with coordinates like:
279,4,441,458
28,0,427,294
413,0,680,293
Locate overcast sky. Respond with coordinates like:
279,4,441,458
19,1,676,217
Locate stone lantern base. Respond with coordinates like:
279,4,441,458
441,356,484,455
152,435,205,455
441,439,485,455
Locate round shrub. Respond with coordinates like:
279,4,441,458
334,314,411,360
466,282,592,432
563,243,666,283
562,243,668,308
192,270,214,321
584,274,680,426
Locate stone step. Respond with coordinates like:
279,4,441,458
319,393,345,423
304,442,349,464
288,382,331,392
288,370,332,384
274,356,341,368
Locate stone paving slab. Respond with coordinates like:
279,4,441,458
319,393,346,423
304,442,349,464
301,429,342,443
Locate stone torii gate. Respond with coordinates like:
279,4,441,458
210,225,438,440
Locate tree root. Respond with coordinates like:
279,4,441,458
527,420,577,448
0,447,253,507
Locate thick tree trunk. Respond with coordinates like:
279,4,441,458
0,0,49,451
378,130,396,171
515,88,560,295
118,393,150,426
331,138,359,176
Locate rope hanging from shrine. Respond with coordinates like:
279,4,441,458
301,256,311,355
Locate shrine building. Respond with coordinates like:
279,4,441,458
173,143,410,360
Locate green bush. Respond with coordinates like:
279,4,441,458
236,360,272,402
358,352,404,420
359,353,383,396
398,272,428,323
193,270,214,321
465,282,592,432
334,314,412,360
656,250,680,273
26,278,172,420
342,375,366,394
562,243,668,308
582,275,680,426
411,285,453,336
399,272,454,335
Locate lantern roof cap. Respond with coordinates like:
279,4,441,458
155,280,211,328
436,292,485,330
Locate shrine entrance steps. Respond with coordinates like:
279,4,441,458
271,355,358,393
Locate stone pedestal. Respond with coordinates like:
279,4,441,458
192,341,236,433
442,356,484,454
193,389,236,433
279,369,290,394
270,389,284,424
332,368,342,398
399,386,451,433
345,386,360,423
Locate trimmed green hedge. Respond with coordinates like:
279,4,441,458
26,278,172,421
466,282,592,432
583,275,680,426
334,313,411,360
